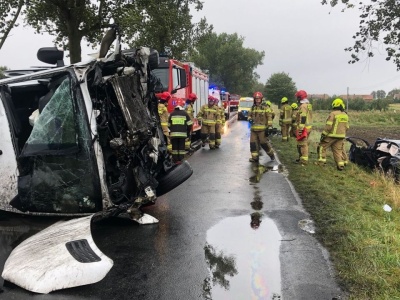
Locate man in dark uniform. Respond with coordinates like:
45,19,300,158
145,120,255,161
168,105,193,163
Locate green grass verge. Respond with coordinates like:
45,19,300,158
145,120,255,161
270,134,400,300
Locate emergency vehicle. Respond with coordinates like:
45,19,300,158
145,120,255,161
208,87,240,119
152,57,209,144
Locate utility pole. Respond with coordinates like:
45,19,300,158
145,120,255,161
346,87,349,112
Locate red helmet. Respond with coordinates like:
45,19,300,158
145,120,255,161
160,91,171,101
208,95,214,101
253,91,263,99
295,90,307,100
188,93,197,101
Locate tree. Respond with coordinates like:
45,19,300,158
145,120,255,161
264,72,297,105
0,0,24,50
122,1,210,61
1,0,205,64
376,90,386,99
322,1,400,70
190,32,264,95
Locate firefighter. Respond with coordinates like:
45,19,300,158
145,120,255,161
279,97,292,142
214,96,225,148
158,91,172,152
184,92,197,150
168,105,193,163
248,92,275,162
317,98,349,171
294,90,313,165
290,103,299,138
197,95,221,149
264,100,275,128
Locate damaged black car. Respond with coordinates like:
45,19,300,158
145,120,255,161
347,136,400,182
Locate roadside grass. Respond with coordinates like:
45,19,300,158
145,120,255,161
270,112,400,299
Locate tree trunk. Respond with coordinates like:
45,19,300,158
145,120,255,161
68,31,83,64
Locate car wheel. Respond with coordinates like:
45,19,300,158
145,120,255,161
156,161,193,196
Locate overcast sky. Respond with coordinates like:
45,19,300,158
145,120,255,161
1,0,399,96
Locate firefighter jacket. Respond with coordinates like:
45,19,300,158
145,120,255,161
158,103,169,127
291,109,298,124
279,103,292,125
296,102,313,131
197,104,221,125
185,102,195,121
168,108,193,138
217,106,226,125
248,104,270,131
265,107,275,127
322,109,349,138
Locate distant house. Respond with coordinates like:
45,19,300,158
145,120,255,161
339,94,374,102
309,94,330,100
393,93,400,100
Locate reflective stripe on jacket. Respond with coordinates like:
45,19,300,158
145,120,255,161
197,104,220,125
322,110,349,138
249,104,270,131
158,103,169,126
296,103,313,130
168,109,193,138
280,103,292,124
185,103,194,121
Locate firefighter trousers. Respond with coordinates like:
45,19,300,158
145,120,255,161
162,125,172,152
250,130,274,160
201,124,216,149
281,123,291,141
296,129,311,164
215,124,222,147
171,137,186,162
317,137,345,168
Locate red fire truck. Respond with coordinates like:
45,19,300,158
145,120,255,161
152,57,209,144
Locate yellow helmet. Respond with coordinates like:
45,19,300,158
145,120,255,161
281,97,288,103
290,103,298,109
265,100,272,106
332,98,344,109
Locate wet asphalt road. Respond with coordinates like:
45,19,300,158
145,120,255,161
0,117,344,300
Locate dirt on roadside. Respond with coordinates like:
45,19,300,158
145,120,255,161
347,126,399,145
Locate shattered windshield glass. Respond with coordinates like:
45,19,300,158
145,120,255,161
21,78,77,156
151,68,168,92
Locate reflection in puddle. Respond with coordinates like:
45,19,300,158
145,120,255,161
203,216,282,299
249,162,281,183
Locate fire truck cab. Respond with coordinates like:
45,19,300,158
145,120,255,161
152,57,209,146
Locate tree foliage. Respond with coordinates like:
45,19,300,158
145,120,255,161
122,0,210,61
0,0,24,50
190,32,264,95
322,0,400,70
264,72,297,105
0,0,207,64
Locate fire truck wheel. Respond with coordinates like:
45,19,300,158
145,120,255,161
156,161,193,196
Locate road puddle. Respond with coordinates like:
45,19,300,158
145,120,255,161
203,215,282,299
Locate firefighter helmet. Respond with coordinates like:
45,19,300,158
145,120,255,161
265,100,272,106
295,90,307,101
160,91,171,101
332,98,344,109
281,97,288,103
188,93,197,101
291,103,298,109
253,91,263,99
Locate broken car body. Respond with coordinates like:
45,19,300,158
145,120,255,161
0,27,192,293
347,137,400,182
